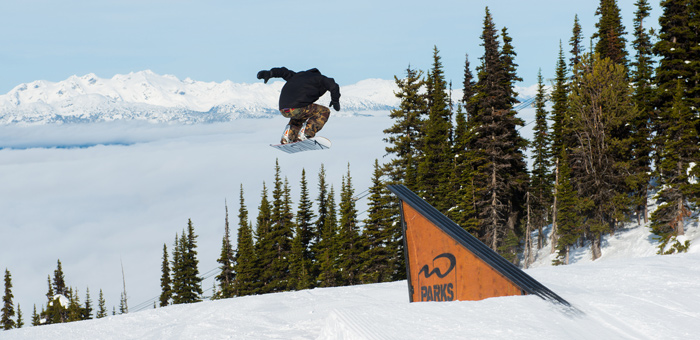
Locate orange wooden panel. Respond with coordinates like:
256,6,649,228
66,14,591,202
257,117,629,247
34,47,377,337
402,202,524,302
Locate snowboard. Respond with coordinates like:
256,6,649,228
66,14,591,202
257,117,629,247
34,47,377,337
270,136,331,154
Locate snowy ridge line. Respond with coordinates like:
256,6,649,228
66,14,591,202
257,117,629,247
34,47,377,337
0,71,400,125
0,70,539,125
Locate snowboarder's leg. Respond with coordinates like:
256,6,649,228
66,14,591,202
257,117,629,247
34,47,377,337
301,104,330,138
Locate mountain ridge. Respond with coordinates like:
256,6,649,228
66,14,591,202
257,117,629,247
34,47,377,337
0,70,400,124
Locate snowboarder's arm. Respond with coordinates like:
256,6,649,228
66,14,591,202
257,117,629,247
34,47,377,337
257,67,296,83
324,76,341,111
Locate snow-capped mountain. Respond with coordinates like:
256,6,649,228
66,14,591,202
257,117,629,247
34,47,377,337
0,70,400,124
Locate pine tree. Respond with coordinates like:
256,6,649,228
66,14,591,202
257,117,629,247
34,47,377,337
550,42,571,154
181,220,203,303
232,185,257,296
159,244,172,306
651,0,700,222
290,170,315,290
172,220,203,304
569,14,585,69
43,260,69,324
15,304,22,328
553,149,582,265
215,202,235,299
417,46,453,212
530,70,553,250
383,66,426,191
253,182,274,294
2,269,15,330
651,80,699,250
462,53,477,117
568,54,636,260
450,103,479,234
84,288,93,320
592,0,628,67
360,160,395,283
96,289,107,319
310,165,329,283
31,305,39,326
469,8,528,257
317,186,341,287
337,165,364,285
629,0,655,225
265,160,295,292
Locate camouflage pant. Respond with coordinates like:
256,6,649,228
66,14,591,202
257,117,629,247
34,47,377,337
279,103,330,143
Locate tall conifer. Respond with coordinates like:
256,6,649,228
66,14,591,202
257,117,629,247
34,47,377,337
159,244,171,306
317,186,340,287
530,70,553,250
384,66,426,191
233,185,256,296
215,202,235,299
360,160,395,283
593,0,628,67
417,46,453,212
2,269,15,330
337,165,364,286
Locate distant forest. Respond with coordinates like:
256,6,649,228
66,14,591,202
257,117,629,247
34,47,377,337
3,0,699,330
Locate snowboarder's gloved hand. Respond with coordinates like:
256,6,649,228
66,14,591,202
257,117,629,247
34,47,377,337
257,70,271,83
330,101,340,111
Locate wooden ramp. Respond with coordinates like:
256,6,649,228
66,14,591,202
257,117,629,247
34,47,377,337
387,184,571,306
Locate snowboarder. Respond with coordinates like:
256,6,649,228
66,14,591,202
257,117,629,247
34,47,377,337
257,67,341,144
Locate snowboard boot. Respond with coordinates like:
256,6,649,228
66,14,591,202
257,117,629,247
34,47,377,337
281,124,294,144
298,119,311,141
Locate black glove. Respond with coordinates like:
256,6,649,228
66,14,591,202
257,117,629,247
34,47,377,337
257,70,271,83
330,101,340,111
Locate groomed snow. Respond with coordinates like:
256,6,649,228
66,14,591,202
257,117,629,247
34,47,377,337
3,252,699,339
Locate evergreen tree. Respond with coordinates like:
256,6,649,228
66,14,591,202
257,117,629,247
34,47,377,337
2,269,15,330
31,305,39,326
233,185,257,296
159,244,172,307
592,0,628,67
629,0,655,224
290,170,315,290
172,220,203,303
215,202,235,299
450,103,479,234
417,46,454,212
652,0,700,206
265,160,295,292
552,149,582,265
337,165,364,285
469,8,528,257
96,289,107,319
550,42,571,154
170,233,183,303
310,165,329,283
530,70,553,250
15,304,22,328
650,80,699,250
383,66,426,191
84,288,93,320
568,54,635,260
253,182,274,294
43,260,69,324
53,260,67,296
317,186,341,287
360,160,395,283
462,53,477,117
569,14,585,69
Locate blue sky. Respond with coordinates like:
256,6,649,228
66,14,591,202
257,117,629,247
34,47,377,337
1,1,662,94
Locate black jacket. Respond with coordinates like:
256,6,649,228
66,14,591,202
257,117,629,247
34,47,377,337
268,67,340,110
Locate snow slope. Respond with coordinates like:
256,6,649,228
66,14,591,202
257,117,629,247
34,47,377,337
3,252,699,339
0,71,399,124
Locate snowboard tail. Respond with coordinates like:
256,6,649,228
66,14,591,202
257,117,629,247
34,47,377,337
270,136,331,154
